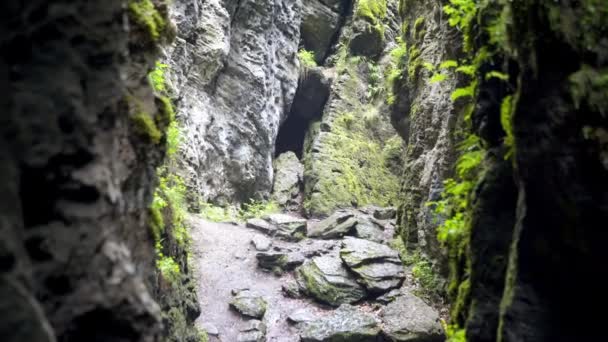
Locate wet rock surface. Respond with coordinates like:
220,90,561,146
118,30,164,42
381,293,444,341
189,207,443,341
230,290,268,319
300,304,380,342
296,255,367,306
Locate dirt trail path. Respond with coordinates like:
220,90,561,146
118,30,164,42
188,215,329,342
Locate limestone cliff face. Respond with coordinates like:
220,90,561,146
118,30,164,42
165,0,302,205
390,1,464,263
0,0,174,341
300,0,405,217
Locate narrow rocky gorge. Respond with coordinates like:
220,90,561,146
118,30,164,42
1,0,606,341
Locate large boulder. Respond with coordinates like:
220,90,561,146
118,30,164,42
229,290,267,319
340,237,405,293
246,218,277,236
349,19,386,59
272,152,304,211
256,251,305,274
265,213,308,241
353,217,386,243
296,255,366,306
381,293,444,341
308,211,357,239
300,304,380,342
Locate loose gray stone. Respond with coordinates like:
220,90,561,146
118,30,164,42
237,319,267,342
282,279,302,298
229,290,267,319
246,218,277,236
353,218,386,243
300,304,380,341
340,237,405,293
381,293,444,341
296,255,366,306
308,211,357,239
287,308,317,324
251,235,272,251
264,213,307,241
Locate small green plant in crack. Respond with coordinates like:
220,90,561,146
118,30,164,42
298,49,317,68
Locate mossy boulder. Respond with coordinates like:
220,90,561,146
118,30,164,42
236,320,266,342
264,213,308,241
380,293,444,341
229,290,268,319
296,255,367,306
340,237,405,293
308,211,357,238
300,304,380,341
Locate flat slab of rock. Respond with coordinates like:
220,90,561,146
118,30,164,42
300,304,380,342
265,213,307,241
251,235,272,251
353,218,386,243
340,237,405,293
381,293,444,341
287,308,317,324
308,211,356,239
237,320,267,342
296,255,366,306
256,251,305,274
246,218,276,236
229,290,267,319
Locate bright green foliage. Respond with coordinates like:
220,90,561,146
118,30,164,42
128,0,166,41
157,254,181,283
439,60,459,69
132,111,163,144
430,73,447,83
199,202,237,222
500,95,515,154
238,199,280,221
149,62,169,93
455,64,475,76
442,321,467,342
407,46,422,81
166,121,181,158
298,49,318,68
485,70,509,81
356,0,388,24
443,0,477,51
422,62,435,72
412,258,442,298
450,81,477,101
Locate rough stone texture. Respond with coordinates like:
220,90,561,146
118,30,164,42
271,152,304,211
264,214,308,241
391,0,464,262
340,238,404,293
300,0,350,63
237,320,267,342
251,235,272,252
308,211,357,238
256,251,305,274
296,256,367,306
287,308,317,324
300,304,380,342
373,207,397,220
229,290,267,319
353,218,386,243
246,218,277,236
381,293,444,341
301,0,404,217
0,0,175,341
165,0,302,205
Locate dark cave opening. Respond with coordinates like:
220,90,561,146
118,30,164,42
274,114,311,159
275,68,331,159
